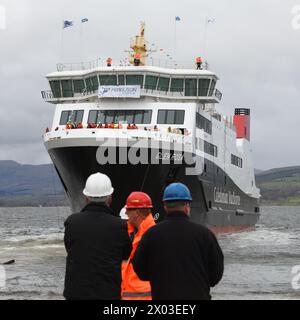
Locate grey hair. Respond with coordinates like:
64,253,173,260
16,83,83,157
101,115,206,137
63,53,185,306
89,196,110,203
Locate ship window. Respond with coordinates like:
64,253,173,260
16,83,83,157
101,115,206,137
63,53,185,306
157,110,185,125
196,113,212,134
88,110,106,124
60,110,84,125
170,78,184,92
185,79,197,96
105,110,115,123
157,77,170,92
61,80,73,98
231,154,243,168
85,78,93,93
115,110,126,122
118,75,125,85
73,80,85,94
204,141,218,157
126,75,144,86
145,75,158,90
49,81,61,98
91,76,99,90
134,111,144,124
88,110,98,123
88,110,152,124
198,79,210,96
126,111,135,124
99,75,117,86
209,79,216,96
143,110,152,124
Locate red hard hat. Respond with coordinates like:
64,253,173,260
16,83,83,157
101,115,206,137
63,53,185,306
126,192,153,209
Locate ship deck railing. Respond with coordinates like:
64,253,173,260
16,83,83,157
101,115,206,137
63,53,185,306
56,58,211,72
43,127,194,150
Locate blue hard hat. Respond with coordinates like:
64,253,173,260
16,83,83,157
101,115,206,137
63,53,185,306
163,183,192,202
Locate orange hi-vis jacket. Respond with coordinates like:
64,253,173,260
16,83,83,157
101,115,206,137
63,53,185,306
134,53,141,60
122,214,155,300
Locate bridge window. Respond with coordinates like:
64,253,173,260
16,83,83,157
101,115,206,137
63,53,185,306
91,76,99,90
99,75,117,86
126,75,144,86
49,81,61,98
73,80,85,93
88,110,152,124
157,77,170,92
61,80,73,98
73,80,85,94
185,79,197,96
157,110,185,125
60,110,84,125
145,75,158,90
118,75,125,85
85,76,99,93
198,79,210,96
209,79,216,96
170,78,184,92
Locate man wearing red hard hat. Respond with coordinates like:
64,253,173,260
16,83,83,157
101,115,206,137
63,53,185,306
121,192,156,300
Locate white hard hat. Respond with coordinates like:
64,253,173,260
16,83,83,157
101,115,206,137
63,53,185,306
83,173,114,198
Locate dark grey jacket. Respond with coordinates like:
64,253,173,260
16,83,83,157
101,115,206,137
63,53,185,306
132,211,224,300
64,203,132,300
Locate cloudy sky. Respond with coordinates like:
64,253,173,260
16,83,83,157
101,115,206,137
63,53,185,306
0,0,299,170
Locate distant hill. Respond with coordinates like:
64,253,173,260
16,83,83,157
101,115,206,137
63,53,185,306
256,166,300,206
0,161,67,207
0,161,299,207
254,168,264,175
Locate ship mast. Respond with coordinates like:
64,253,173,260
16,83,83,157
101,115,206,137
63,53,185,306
128,22,148,66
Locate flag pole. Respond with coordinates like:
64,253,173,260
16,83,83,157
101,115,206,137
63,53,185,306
203,16,208,58
61,21,64,62
174,18,177,61
80,21,83,62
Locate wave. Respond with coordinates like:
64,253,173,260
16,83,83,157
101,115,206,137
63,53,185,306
0,232,64,250
221,227,299,247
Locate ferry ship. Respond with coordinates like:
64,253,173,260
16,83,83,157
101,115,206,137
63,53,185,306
42,23,260,234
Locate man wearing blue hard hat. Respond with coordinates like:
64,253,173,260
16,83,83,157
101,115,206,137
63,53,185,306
132,182,224,300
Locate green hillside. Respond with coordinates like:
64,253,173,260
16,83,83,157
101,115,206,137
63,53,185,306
256,166,300,205
0,161,299,207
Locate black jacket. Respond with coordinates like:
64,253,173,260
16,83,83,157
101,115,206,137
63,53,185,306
63,203,132,300
132,212,224,300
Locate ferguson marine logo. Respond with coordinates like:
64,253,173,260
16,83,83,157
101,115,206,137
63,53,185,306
214,187,241,206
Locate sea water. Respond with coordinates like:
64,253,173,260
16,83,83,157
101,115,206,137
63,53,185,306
0,206,299,300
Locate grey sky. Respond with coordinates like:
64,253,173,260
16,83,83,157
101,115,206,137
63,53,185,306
0,0,299,170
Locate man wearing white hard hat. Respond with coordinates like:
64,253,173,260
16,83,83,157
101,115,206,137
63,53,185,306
63,173,132,300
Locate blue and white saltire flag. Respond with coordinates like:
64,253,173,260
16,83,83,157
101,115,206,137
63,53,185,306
81,18,89,23
63,20,74,29
175,16,181,22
